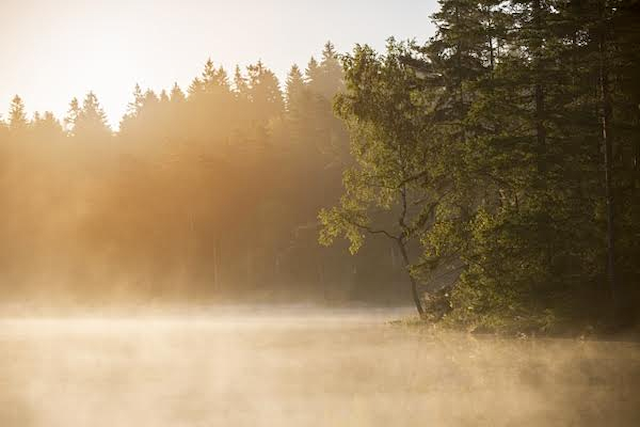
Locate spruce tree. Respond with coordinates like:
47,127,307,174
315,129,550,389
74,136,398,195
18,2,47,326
247,61,284,122
74,92,111,138
285,64,306,113
64,97,81,134
8,95,28,131
170,83,186,103
305,57,321,88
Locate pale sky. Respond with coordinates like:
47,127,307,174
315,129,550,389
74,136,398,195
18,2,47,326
1,0,437,128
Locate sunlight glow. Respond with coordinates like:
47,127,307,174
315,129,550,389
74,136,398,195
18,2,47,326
0,0,436,128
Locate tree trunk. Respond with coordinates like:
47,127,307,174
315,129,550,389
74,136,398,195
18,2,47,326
212,237,219,292
532,0,547,172
599,25,620,313
397,240,425,318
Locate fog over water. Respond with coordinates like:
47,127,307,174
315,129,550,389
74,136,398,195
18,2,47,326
1,307,639,427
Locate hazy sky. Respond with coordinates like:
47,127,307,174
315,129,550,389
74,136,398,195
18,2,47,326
0,0,437,127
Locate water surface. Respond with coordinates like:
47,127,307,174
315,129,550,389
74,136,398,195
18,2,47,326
1,308,639,426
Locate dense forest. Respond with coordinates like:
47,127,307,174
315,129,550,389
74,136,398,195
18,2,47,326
1,1,639,333
0,43,410,305
322,0,640,331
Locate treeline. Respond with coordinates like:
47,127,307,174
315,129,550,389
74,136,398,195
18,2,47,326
322,0,640,331
0,43,408,304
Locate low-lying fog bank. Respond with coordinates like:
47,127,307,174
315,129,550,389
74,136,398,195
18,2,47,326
1,309,639,427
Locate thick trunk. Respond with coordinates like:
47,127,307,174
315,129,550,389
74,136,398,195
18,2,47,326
397,240,425,318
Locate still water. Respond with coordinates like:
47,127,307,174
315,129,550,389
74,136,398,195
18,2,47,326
1,307,639,426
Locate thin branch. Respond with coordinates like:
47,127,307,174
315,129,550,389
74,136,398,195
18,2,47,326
341,214,400,241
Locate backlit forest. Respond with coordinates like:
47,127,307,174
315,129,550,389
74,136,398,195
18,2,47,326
0,43,407,305
1,0,639,333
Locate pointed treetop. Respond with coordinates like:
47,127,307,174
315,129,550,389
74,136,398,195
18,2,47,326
9,95,28,130
188,77,204,97
64,97,81,132
74,92,111,137
286,64,306,110
215,66,231,90
82,92,107,119
199,59,230,94
170,82,186,103
322,41,338,61
308,42,344,99
143,89,159,106
33,110,63,134
305,57,320,84
234,65,249,97
202,58,216,80
126,84,145,117
246,61,284,120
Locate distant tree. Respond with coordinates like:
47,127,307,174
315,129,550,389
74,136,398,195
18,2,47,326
126,84,145,118
32,111,63,137
285,64,306,113
247,61,284,123
188,77,204,98
316,41,344,99
64,97,81,135
284,64,311,145
159,89,169,104
74,92,111,138
142,89,159,108
170,83,186,104
233,65,249,99
8,95,28,131
305,57,321,87
202,60,231,94
0,45,385,305
0,117,7,139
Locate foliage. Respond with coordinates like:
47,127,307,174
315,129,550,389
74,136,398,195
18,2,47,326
0,43,407,304
325,1,640,330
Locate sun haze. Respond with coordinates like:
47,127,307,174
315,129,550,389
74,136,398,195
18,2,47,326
0,0,437,127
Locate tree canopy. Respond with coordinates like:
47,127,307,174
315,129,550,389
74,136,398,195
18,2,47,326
322,0,640,331
0,44,407,305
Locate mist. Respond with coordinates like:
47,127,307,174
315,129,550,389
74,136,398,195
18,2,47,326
1,0,640,425
1,309,639,427
0,46,407,306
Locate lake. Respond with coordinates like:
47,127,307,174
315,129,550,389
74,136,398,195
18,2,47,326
1,307,639,426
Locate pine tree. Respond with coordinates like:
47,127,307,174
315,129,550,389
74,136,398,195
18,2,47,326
284,64,310,144
305,57,321,87
201,59,231,95
159,90,170,104
74,92,111,138
316,41,344,99
188,77,204,98
143,89,159,107
233,65,249,98
305,44,345,100
170,83,186,103
64,97,81,134
285,64,306,113
126,84,145,118
247,61,284,122
32,111,64,138
8,95,28,130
